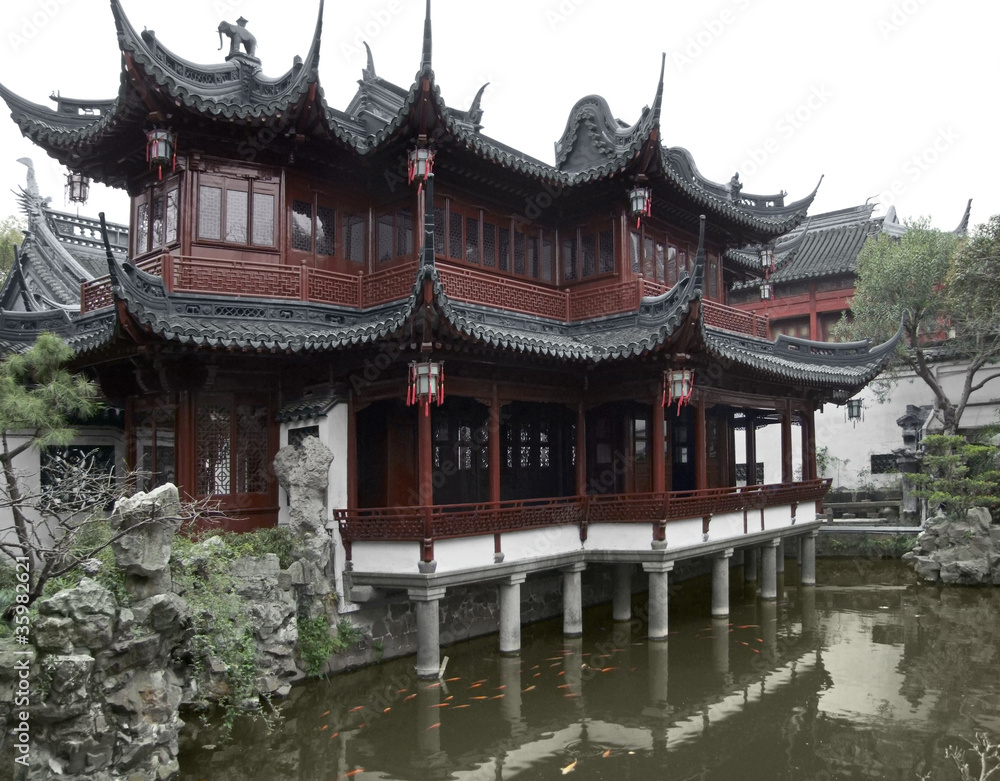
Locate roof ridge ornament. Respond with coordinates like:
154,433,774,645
421,0,432,70
219,15,259,62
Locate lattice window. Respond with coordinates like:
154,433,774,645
252,193,274,246
236,403,269,493
871,453,898,474
642,235,654,279
667,246,678,285
542,238,554,282
562,237,577,281
292,199,313,251
629,231,640,273
396,208,413,257
316,206,335,256
735,462,764,484
498,225,510,272
134,405,176,492
344,213,365,264
528,235,539,278
197,403,231,495
377,214,394,263
152,194,164,247
198,185,222,240
434,206,447,255
465,216,479,264
514,230,526,275
582,233,596,277
599,229,614,274
449,209,463,259
483,222,496,267
135,202,149,255
226,189,248,243
655,242,666,283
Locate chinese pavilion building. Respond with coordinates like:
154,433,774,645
0,0,902,674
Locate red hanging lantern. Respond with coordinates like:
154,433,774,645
629,185,652,229
663,368,694,411
146,128,177,180
407,360,445,416
408,147,434,185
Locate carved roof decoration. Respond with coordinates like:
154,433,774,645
0,0,817,242
0,159,127,315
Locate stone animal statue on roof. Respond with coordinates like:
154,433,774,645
218,16,257,58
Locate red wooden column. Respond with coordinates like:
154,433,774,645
780,402,793,484
418,401,435,571
652,395,665,494
745,412,758,486
575,403,587,497
694,395,708,491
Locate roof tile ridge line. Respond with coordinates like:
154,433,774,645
301,0,325,81
650,52,665,126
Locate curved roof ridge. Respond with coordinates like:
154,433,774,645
111,0,324,120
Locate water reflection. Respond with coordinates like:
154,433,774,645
179,561,1000,781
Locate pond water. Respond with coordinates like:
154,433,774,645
178,560,1000,781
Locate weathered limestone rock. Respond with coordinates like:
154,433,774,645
274,437,336,617
34,578,117,654
903,507,1000,585
111,483,184,600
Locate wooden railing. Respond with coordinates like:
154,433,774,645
335,479,831,551
79,253,765,338
702,299,769,338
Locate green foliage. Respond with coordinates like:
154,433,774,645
0,331,99,448
195,526,296,569
0,214,25,281
171,534,268,740
911,434,1000,519
297,614,361,677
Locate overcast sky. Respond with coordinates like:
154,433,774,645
0,0,996,234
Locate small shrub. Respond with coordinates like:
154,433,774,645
298,615,361,677
192,526,296,569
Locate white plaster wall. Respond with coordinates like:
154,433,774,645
351,541,421,573
501,525,581,563
763,504,793,530
663,517,703,548
815,360,1000,490
434,536,496,572
585,523,654,551
707,510,744,540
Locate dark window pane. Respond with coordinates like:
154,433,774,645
513,230,526,275
198,186,222,240
434,206,446,255
465,215,479,264
449,208,463,259
316,205,335,256
581,233,596,277
235,403,269,494
252,193,274,246
344,213,365,263
498,225,510,272
396,208,413,257
562,237,577,281
292,199,313,251
483,222,496,267
599,229,614,274
528,235,539,278
226,189,248,243
541,238,554,282
377,213,394,263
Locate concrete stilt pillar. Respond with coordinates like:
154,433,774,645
643,562,674,641
613,563,633,622
417,678,442,756
499,655,523,727
801,531,818,586
561,563,586,637
498,574,526,655
759,599,778,663
409,586,447,679
761,539,780,600
776,538,785,574
744,546,758,582
711,548,734,617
